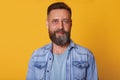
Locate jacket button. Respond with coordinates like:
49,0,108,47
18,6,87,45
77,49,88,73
47,70,49,72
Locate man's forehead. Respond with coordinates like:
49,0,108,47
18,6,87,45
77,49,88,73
48,9,70,15
48,9,71,19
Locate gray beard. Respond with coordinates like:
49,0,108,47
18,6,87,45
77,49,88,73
49,29,70,46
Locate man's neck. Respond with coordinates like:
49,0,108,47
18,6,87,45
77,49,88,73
52,43,69,55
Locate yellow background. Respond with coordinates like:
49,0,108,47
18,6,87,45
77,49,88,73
0,0,120,80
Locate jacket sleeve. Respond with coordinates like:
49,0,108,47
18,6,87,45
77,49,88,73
26,54,36,80
86,51,99,80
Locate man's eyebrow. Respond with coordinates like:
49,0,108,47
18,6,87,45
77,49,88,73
52,18,59,20
63,18,70,20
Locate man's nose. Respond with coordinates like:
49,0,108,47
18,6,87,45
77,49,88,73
58,21,64,29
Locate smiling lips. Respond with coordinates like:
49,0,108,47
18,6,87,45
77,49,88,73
56,31,65,36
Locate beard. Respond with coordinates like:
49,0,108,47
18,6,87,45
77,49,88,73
49,29,70,46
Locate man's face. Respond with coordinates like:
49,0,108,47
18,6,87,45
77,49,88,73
47,9,72,46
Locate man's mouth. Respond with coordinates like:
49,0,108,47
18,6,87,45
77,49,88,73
55,31,65,37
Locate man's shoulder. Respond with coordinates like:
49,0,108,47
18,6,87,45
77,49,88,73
73,42,93,55
32,43,52,57
72,42,95,61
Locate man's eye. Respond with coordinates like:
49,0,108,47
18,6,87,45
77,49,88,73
52,20,59,24
63,20,70,24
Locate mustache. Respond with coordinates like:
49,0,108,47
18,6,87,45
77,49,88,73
55,29,66,33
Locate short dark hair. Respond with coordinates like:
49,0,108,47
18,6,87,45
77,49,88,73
47,2,71,17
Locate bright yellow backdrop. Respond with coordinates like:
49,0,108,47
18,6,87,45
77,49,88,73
0,0,120,80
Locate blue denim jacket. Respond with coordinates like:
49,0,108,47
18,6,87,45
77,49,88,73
26,41,98,80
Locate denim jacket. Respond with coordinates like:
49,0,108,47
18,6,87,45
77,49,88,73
26,41,98,80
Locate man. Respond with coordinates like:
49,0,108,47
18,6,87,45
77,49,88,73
27,2,98,80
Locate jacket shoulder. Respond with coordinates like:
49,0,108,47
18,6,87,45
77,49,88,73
32,43,51,57
72,43,95,62
74,44,93,56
